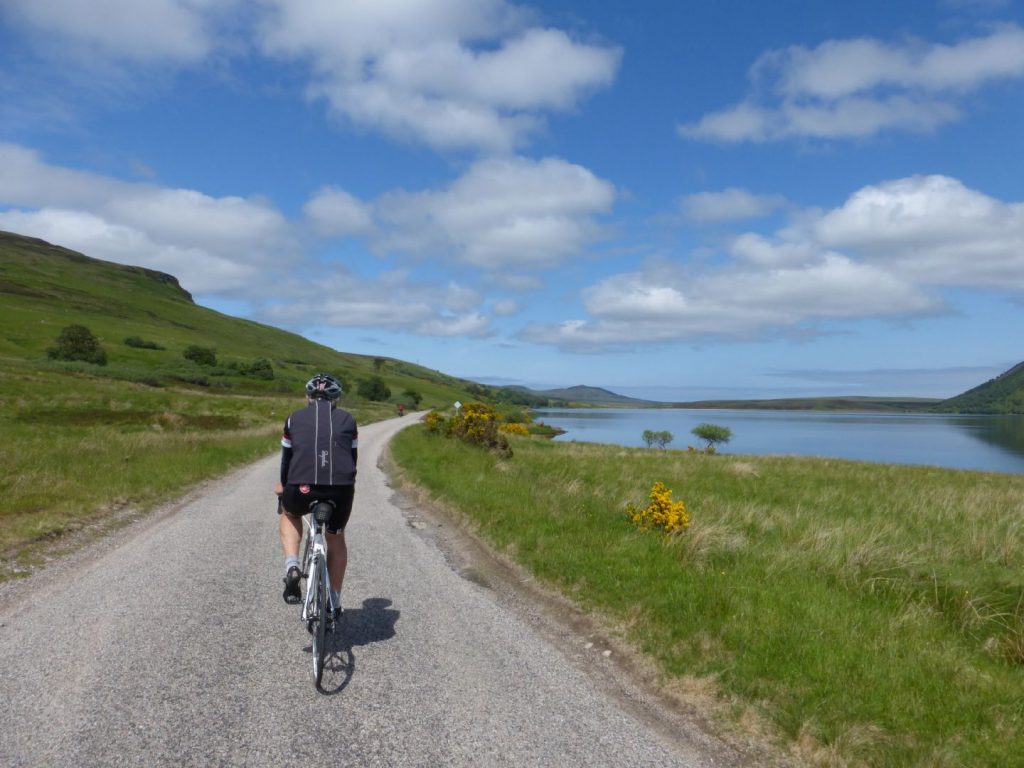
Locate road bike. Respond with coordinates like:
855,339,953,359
298,499,337,689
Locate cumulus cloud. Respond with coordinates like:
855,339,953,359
303,187,374,237
521,174,1024,352
680,24,1024,142
815,175,1024,289
376,155,615,269
0,142,295,293
0,141,617,342
5,0,620,153
258,0,621,152
0,0,229,63
492,298,520,316
262,272,493,339
679,188,787,222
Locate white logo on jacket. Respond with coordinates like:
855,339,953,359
320,450,329,467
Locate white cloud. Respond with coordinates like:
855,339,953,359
262,272,493,339
0,208,255,293
303,187,374,237
679,188,787,222
522,174,1024,352
377,155,615,269
681,24,1024,142
816,175,1024,289
258,0,621,152
0,142,295,293
492,298,520,316
416,313,492,337
0,0,227,62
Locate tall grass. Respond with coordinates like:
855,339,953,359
390,426,1024,767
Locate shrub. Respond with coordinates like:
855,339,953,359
402,388,423,408
247,358,274,380
426,403,512,457
183,345,217,366
47,324,107,365
452,403,511,456
358,375,391,401
499,422,530,436
424,411,447,434
123,336,165,350
626,481,690,535
224,358,276,380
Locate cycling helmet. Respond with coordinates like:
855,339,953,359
305,372,342,401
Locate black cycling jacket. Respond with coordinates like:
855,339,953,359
279,400,358,486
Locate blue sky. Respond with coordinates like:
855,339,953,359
1,0,1022,400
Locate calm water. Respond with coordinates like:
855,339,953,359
533,408,1024,475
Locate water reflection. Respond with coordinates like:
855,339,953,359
950,415,1024,459
533,408,1024,474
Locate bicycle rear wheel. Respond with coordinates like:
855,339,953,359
310,552,327,688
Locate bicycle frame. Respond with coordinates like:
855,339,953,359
300,515,335,625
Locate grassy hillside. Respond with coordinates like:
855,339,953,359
0,230,488,576
0,230,478,406
933,360,1024,414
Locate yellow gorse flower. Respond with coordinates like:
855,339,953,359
626,481,690,535
499,422,530,436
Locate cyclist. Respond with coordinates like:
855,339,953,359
274,373,357,619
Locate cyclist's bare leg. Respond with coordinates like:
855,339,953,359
279,510,302,558
325,531,347,593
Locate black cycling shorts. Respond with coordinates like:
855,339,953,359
279,484,355,534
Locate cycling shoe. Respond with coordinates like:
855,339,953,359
282,566,302,604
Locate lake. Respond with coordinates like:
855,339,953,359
532,408,1024,475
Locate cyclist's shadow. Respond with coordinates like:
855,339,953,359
317,597,399,695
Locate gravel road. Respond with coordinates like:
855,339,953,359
0,414,744,767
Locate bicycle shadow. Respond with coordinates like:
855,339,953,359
314,597,400,695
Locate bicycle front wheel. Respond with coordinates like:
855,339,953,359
310,553,327,688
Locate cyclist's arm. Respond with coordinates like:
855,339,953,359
351,426,358,473
280,446,293,486
280,416,294,486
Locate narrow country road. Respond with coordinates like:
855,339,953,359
1,414,735,767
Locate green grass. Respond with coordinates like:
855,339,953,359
0,229,507,577
0,359,398,577
391,427,1024,767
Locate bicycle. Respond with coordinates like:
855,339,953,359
298,499,338,689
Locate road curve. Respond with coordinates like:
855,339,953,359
1,414,727,767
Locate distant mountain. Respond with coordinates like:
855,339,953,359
932,361,1024,414
506,384,652,406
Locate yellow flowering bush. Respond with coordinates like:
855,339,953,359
452,402,498,442
499,422,530,436
439,402,513,457
626,481,690,535
424,410,446,434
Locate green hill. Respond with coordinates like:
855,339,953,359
506,384,650,406
932,361,1024,414
0,229,502,574
0,229,477,406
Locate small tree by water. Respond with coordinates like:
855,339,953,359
642,429,674,449
692,423,731,451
